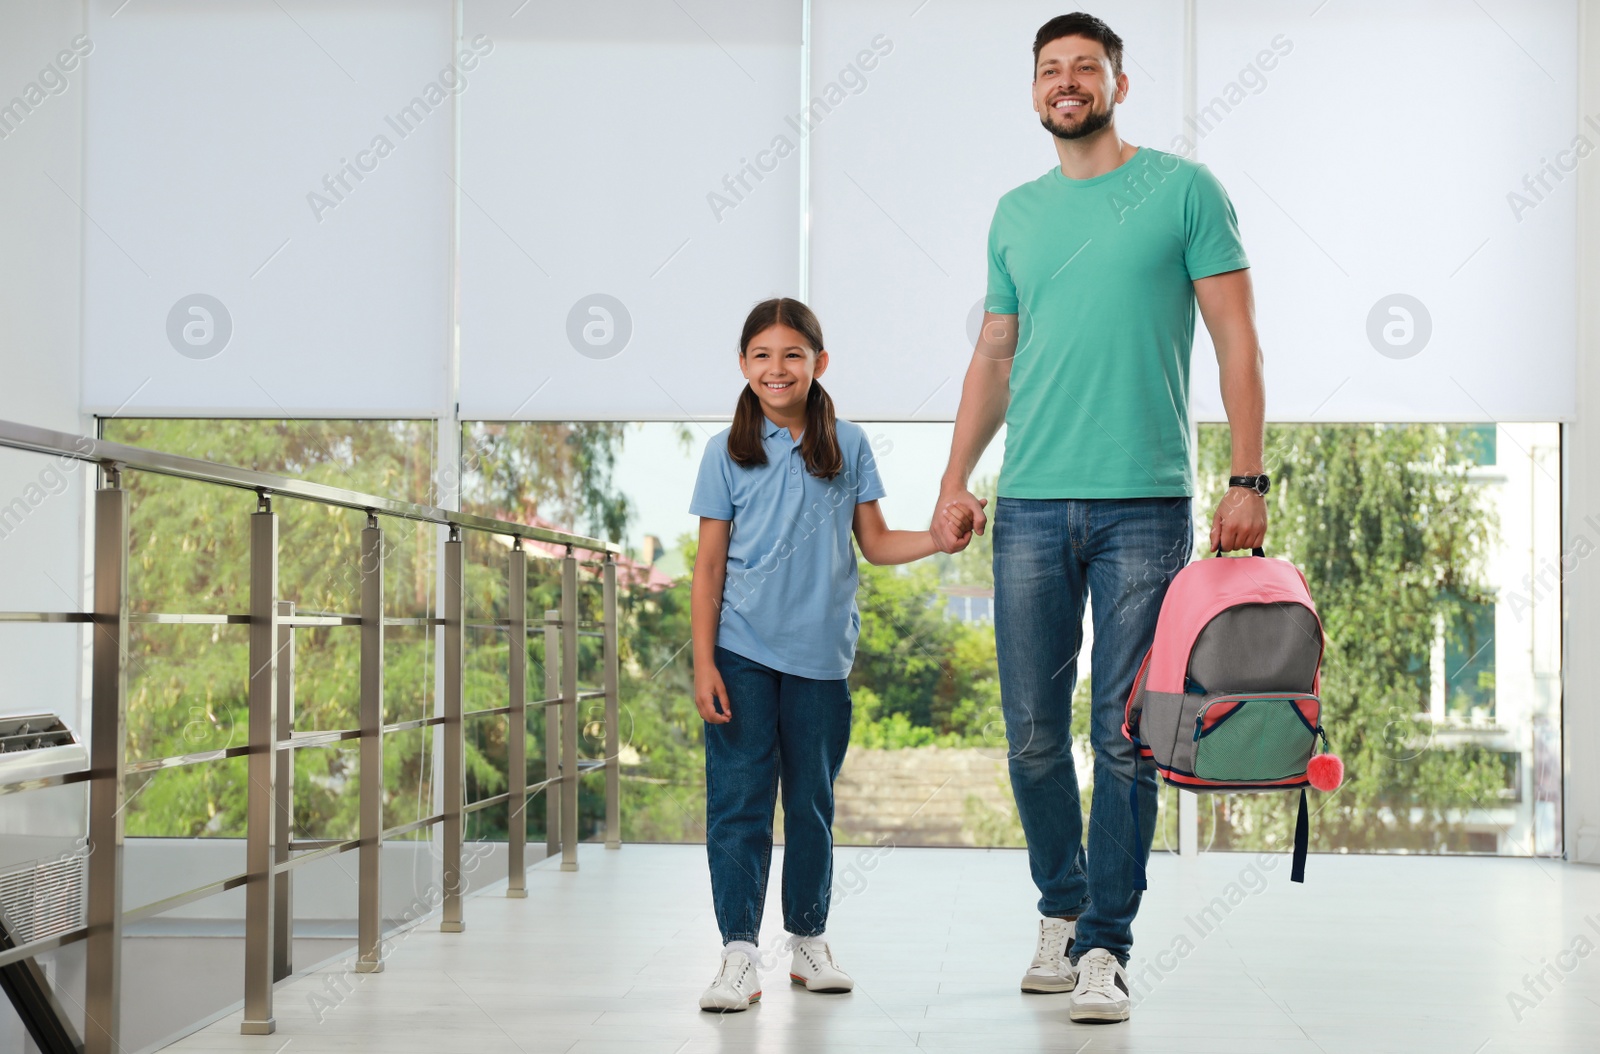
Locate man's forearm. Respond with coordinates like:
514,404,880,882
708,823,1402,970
1196,270,1265,478
942,356,1011,490
1218,340,1265,476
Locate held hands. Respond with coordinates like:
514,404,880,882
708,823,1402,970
1210,486,1268,553
694,663,732,724
931,487,988,554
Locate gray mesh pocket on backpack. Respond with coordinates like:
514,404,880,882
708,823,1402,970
1187,602,1322,694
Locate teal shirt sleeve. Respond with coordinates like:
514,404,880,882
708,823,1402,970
985,201,1020,315
1183,164,1251,280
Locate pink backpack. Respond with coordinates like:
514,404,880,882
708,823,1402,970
1123,549,1343,884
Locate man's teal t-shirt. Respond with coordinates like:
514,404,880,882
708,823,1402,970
986,148,1249,498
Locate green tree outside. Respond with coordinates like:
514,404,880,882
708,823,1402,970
1194,422,1507,852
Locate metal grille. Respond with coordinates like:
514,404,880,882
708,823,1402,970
0,851,86,944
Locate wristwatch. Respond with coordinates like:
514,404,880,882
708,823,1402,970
1228,473,1271,496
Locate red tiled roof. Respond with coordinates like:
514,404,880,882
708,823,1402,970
503,505,675,592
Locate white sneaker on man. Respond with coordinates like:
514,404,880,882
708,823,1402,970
789,937,854,993
1068,947,1131,1022
1020,917,1078,993
699,949,762,1012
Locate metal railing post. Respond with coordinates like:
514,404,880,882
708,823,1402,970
242,492,279,1034
560,551,580,872
506,542,528,897
543,608,560,860
603,555,621,850
83,470,128,1054
273,599,295,982
356,514,385,972
441,527,466,931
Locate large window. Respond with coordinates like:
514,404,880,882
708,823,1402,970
98,417,1562,859
459,419,1560,858
100,419,441,844
1193,422,1561,857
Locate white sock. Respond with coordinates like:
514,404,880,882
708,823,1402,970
722,940,759,960
787,931,824,948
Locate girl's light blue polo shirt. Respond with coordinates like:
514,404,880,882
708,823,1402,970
690,416,886,681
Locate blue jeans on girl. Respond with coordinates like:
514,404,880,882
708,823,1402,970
992,496,1193,963
703,645,853,945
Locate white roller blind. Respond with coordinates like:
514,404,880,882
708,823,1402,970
75,0,1578,425
81,0,454,417
456,0,802,421
806,1,1188,421
1191,0,1577,423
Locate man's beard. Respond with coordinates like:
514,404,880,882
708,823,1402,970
1041,100,1114,141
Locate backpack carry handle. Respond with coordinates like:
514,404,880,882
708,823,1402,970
1212,544,1267,558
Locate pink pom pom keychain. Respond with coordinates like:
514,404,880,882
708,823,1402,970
1306,751,1344,792
1306,726,1344,792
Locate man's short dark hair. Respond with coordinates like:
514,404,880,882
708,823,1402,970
1033,12,1124,77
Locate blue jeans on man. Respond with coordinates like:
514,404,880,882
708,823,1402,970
992,496,1192,963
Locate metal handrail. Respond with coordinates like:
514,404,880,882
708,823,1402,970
0,418,627,1052
273,839,360,874
123,873,250,926
463,761,607,816
125,745,252,775
0,612,96,623
383,716,446,734
0,930,88,973
0,418,621,554
129,613,251,625
0,769,94,797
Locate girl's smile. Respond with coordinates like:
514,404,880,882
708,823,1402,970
741,322,829,433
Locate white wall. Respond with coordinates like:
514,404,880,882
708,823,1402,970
0,1,90,736
0,8,90,1054
1567,0,1600,866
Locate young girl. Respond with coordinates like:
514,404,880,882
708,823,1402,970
689,297,973,1012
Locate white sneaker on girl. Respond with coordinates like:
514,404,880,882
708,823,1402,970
699,948,761,1012
788,937,854,993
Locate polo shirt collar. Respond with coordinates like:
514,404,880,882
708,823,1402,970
762,415,802,442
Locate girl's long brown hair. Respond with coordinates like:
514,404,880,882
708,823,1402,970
729,298,843,480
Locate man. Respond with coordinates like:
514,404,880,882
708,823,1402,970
930,12,1268,1024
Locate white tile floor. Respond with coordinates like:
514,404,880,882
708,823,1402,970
161,843,1600,1054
